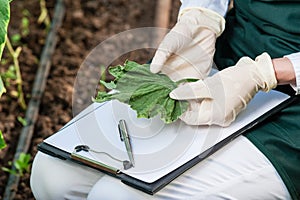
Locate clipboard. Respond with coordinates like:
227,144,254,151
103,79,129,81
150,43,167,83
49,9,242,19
37,90,296,195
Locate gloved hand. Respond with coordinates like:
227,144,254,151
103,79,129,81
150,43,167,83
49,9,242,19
150,8,225,82
170,53,278,126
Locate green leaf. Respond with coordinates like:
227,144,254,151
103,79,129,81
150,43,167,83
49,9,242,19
14,153,31,176
99,80,116,90
1,152,31,176
0,130,6,149
11,33,21,45
0,77,6,97
17,116,27,126
2,167,17,175
0,0,10,98
94,61,188,124
0,0,10,59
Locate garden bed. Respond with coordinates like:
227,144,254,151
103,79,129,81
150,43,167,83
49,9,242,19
0,0,180,199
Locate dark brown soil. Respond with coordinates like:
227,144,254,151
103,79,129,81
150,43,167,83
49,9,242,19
0,0,180,199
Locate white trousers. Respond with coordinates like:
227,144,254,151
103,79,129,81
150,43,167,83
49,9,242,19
30,136,291,200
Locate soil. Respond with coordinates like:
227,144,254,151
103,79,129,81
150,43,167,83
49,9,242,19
0,0,180,199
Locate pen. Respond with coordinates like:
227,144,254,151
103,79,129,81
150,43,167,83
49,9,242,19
118,119,135,167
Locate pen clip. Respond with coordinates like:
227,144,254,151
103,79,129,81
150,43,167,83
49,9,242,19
118,123,124,141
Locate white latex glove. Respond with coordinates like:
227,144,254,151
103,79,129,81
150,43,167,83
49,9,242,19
150,8,225,82
170,53,278,126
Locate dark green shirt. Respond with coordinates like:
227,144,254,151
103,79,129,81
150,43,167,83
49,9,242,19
214,0,300,199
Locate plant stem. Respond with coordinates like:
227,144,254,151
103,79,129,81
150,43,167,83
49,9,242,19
38,0,51,31
5,36,26,110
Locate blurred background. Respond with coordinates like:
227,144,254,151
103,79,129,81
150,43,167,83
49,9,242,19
0,0,180,199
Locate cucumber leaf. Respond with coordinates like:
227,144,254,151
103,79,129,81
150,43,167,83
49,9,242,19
94,61,188,124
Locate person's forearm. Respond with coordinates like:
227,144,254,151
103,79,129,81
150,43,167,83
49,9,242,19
272,57,296,85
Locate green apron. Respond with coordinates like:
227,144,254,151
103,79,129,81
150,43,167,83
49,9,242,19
214,1,300,199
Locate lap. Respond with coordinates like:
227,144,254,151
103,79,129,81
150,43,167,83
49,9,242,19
30,152,104,200
30,136,291,200
87,136,291,200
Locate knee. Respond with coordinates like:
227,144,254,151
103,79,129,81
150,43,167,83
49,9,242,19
30,152,75,199
88,176,147,200
30,152,102,200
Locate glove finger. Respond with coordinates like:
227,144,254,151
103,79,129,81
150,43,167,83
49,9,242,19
150,23,191,73
159,53,200,82
179,99,213,125
169,81,212,100
150,49,170,73
163,48,211,81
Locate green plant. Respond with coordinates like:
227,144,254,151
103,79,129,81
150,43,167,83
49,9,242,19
0,0,12,149
10,33,21,46
0,0,11,97
0,130,6,149
38,0,50,31
17,116,27,126
4,36,26,109
21,9,30,37
0,64,16,86
2,152,31,176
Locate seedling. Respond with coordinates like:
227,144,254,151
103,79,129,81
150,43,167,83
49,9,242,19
0,130,6,149
2,153,31,176
0,64,17,87
5,36,26,110
21,9,30,37
11,33,21,46
38,0,51,31
2,152,31,176
17,116,27,126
